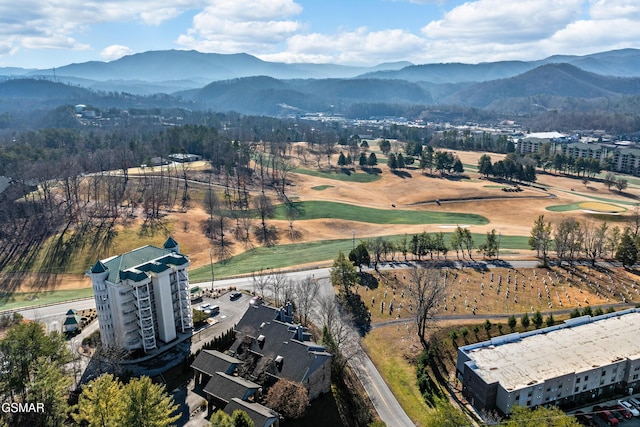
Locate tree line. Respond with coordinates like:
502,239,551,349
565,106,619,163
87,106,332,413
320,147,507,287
529,211,640,267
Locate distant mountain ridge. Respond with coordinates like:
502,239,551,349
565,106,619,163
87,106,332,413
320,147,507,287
2,48,640,118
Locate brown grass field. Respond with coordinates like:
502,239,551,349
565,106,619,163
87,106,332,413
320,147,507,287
8,143,638,294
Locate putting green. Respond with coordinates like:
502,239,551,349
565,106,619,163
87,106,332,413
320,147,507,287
578,201,626,213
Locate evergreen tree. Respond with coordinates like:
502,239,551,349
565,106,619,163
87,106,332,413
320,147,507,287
388,153,397,169
367,152,378,167
358,152,367,167
616,227,638,268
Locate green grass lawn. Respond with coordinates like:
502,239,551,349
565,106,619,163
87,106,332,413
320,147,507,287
546,202,583,212
0,287,94,311
311,185,335,191
294,168,381,183
272,201,489,225
557,189,639,206
189,233,530,282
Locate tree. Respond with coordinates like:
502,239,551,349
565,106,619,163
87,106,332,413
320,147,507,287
425,396,470,427
452,158,464,174
616,227,638,268
74,374,125,427
264,379,309,419
231,409,254,427
209,410,234,427
520,313,530,330
358,152,367,168
478,154,493,178
532,311,543,329
484,319,492,335
508,315,517,331
292,276,320,326
554,218,583,264
582,221,608,265
379,139,391,154
330,251,359,296
411,266,444,349
529,215,552,265
0,322,72,427
478,229,499,258
603,172,617,190
349,242,370,272
75,374,180,427
121,376,180,427
505,405,580,427
545,314,555,327
616,178,628,192
367,152,378,167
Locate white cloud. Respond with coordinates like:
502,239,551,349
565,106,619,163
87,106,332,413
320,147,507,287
261,28,427,64
177,0,303,53
100,45,133,61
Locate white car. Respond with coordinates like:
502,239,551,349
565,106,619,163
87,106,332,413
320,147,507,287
618,400,640,417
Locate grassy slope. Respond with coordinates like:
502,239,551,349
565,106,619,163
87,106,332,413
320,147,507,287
189,233,530,282
272,201,489,225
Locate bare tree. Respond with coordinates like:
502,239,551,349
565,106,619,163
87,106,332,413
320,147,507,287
582,221,608,265
317,294,360,372
270,270,289,307
252,268,270,298
292,276,320,325
411,266,445,349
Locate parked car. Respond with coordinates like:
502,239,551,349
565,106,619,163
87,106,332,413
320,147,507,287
597,409,619,426
613,404,633,419
199,303,211,311
230,291,242,301
604,407,625,423
249,296,263,306
575,410,599,427
618,400,640,417
629,397,640,411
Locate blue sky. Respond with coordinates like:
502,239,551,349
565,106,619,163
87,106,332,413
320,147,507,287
1,0,639,69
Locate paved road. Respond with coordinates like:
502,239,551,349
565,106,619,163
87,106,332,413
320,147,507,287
19,259,605,426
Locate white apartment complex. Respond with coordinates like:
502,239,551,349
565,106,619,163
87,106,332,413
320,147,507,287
457,308,640,415
88,237,193,352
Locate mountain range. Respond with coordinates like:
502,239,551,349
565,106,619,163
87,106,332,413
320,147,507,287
2,48,640,118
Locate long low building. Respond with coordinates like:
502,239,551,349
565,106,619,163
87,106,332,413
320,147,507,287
457,308,640,415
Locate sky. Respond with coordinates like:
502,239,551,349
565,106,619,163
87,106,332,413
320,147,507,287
1,0,640,69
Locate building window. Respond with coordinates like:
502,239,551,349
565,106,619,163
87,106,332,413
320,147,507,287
526,401,531,407
576,377,580,383
584,375,588,381
575,387,579,393
602,371,606,376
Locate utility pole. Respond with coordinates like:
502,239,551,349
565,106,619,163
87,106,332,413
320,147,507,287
352,229,356,250
209,248,215,291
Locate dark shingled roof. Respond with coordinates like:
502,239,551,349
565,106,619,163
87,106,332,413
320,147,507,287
223,398,278,427
191,350,241,376
232,304,331,384
203,372,260,404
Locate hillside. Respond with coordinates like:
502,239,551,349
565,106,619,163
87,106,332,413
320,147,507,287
444,63,640,108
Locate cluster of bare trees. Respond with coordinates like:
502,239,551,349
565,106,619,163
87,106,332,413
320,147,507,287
251,269,321,326
530,210,640,267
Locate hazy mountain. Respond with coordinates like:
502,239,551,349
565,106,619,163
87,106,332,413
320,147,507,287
181,76,433,115
360,48,640,82
17,50,410,86
444,63,640,108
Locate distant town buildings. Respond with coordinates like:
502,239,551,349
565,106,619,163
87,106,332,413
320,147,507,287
457,308,640,415
517,132,640,176
88,237,193,353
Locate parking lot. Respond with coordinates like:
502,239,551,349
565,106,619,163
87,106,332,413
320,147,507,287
572,396,640,427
